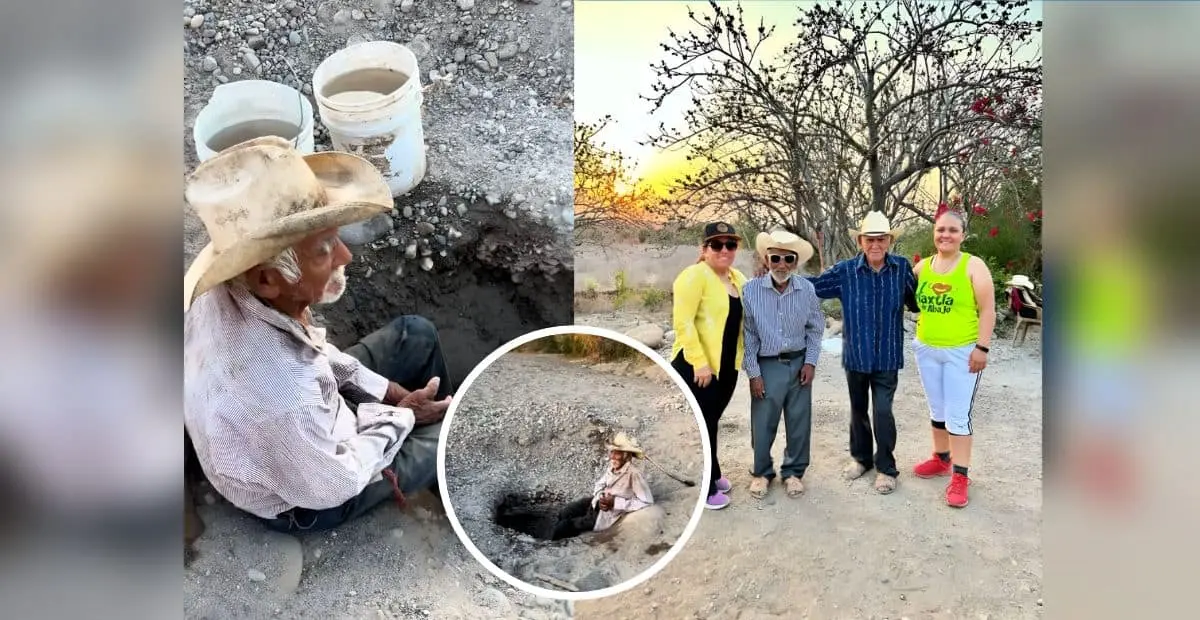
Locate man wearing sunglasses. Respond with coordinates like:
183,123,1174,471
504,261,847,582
741,231,824,499
808,211,919,495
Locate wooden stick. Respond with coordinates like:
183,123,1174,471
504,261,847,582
643,454,696,487
535,573,579,592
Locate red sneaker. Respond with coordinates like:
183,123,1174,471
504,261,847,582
913,454,952,478
946,472,970,508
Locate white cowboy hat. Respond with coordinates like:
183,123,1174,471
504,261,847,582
755,230,814,265
183,136,393,311
1006,274,1036,290
848,211,903,241
606,432,645,458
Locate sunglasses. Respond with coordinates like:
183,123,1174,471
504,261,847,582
767,254,797,264
706,239,739,252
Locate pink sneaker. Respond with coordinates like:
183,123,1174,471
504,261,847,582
715,476,732,493
705,492,730,510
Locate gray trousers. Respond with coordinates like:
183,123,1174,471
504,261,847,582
749,356,813,480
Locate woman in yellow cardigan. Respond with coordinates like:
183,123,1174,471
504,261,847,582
671,222,748,510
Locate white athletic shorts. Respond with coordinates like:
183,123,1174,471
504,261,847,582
913,339,982,436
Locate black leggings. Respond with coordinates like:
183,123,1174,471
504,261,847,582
673,353,739,497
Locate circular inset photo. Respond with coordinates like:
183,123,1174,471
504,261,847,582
438,326,709,600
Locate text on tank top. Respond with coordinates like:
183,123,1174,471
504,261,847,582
915,253,979,347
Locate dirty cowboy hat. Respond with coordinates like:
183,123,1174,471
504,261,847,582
1006,274,1036,290
848,211,903,241
702,221,742,242
183,136,393,311
606,432,646,458
755,230,814,265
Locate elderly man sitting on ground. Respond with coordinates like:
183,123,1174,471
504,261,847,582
184,137,453,533
495,433,655,541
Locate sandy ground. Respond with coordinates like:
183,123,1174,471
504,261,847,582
574,245,760,293
182,0,575,617
570,246,1044,619
443,352,705,594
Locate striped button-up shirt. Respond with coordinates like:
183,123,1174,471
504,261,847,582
590,461,654,532
184,283,416,519
808,253,917,374
741,275,824,379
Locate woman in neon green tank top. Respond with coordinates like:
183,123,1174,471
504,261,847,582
910,208,996,509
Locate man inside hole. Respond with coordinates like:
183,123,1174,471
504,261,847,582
498,433,655,541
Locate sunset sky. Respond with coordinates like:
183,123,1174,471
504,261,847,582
574,0,1043,198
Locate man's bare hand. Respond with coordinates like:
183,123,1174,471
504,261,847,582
598,493,615,511
799,364,815,386
749,377,765,399
398,377,452,426
383,382,410,406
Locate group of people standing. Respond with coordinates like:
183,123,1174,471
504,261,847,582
672,208,997,511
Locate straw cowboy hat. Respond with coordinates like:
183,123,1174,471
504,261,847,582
848,211,903,241
606,432,645,458
183,136,393,311
755,230,814,265
1006,274,1036,290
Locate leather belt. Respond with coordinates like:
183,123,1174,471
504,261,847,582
760,348,806,362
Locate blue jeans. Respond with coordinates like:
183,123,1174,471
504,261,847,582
749,354,813,480
262,315,453,533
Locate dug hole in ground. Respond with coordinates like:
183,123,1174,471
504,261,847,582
183,0,575,618
443,351,704,594
572,244,1044,620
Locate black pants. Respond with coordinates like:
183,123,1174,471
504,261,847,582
262,315,454,533
1017,306,1041,320
846,370,900,478
673,353,739,497
550,497,599,540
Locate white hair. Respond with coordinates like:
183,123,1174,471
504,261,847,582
233,246,302,289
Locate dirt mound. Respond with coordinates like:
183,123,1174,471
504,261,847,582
312,185,573,389
444,353,705,594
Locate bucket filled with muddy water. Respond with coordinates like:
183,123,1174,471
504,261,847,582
312,41,427,197
192,80,315,162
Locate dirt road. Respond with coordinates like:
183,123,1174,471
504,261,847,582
573,309,1044,619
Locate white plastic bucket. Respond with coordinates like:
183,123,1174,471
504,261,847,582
192,80,315,162
311,41,427,198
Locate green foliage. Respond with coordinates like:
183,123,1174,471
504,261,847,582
900,175,1041,271
515,335,641,361
613,270,634,308
821,298,843,320
641,287,668,310
581,277,600,299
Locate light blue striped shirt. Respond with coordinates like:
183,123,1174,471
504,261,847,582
741,275,824,379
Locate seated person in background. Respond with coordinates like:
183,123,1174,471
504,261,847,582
1006,274,1042,319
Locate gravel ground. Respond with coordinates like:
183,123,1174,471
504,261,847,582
183,0,574,617
443,352,705,594
182,0,575,388
574,301,1044,619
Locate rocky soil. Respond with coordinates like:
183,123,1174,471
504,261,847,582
183,0,575,617
182,0,576,387
443,352,705,594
